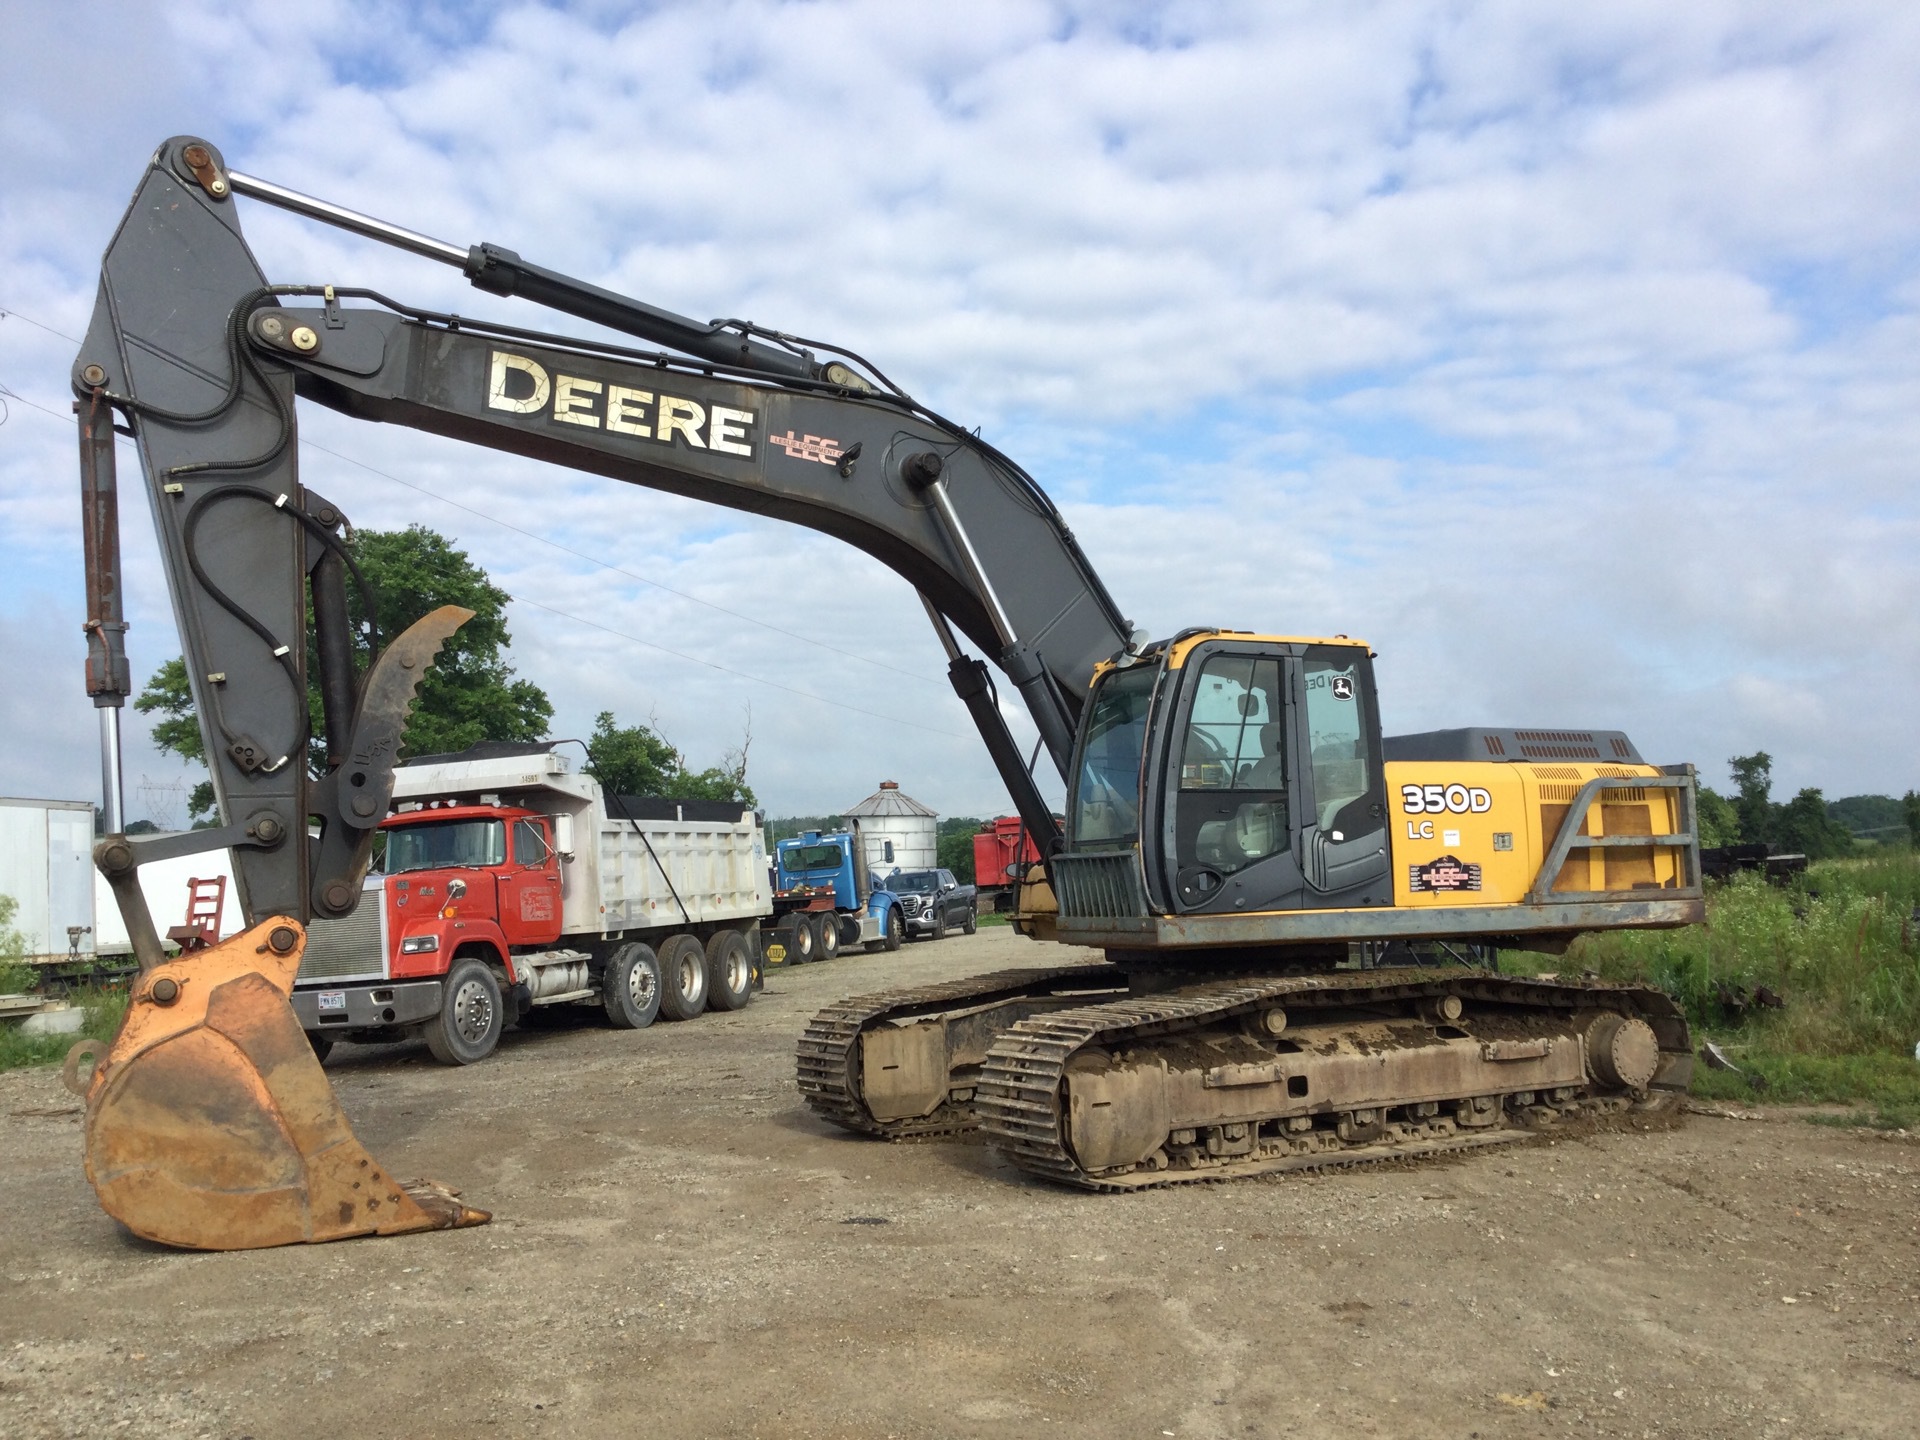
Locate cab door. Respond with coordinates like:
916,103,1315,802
1297,645,1391,904
1156,645,1306,915
499,816,564,946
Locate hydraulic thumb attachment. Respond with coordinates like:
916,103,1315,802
66,605,489,1250
71,917,490,1250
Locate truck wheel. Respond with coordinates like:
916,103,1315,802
777,913,815,965
705,930,754,1011
931,906,948,941
813,912,841,962
963,903,977,935
425,957,504,1065
602,942,661,1030
882,906,903,952
307,1031,334,1063
658,934,709,1020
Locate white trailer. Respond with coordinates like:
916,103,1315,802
92,849,242,957
0,798,96,962
294,743,774,1064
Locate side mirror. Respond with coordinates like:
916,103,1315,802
447,879,468,900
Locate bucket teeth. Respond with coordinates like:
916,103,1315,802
80,917,490,1250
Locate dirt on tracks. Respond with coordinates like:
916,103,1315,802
2,930,1917,1439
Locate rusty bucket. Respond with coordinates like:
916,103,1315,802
71,916,489,1250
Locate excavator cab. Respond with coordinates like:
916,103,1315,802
1069,634,1392,919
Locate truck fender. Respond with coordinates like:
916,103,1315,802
448,927,516,984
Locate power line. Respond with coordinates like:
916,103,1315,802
1,300,945,686
511,594,962,736
301,436,945,686
1,309,968,740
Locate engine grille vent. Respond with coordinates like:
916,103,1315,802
298,899,386,983
1053,852,1149,922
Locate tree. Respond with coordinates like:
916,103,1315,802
136,526,552,823
1905,790,1920,848
584,709,756,806
937,817,982,884
1695,786,1741,848
1775,787,1856,861
1728,752,1775,848
338,527,552,759
0,894,32,994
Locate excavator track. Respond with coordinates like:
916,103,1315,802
797,964,1127,1138
975,967,1689,1192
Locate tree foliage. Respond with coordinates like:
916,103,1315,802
583,710,756,806
936,817,982,884
1719,751,1857,860
338,527,551,759
0,895,32,994
1695,786,1741,848
136,526,552,822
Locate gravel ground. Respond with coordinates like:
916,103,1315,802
3,929,1917,1438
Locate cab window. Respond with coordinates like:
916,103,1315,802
513,818,552,868
1071,664,1157,844
1303,655,1371,830
1175,655,1288,880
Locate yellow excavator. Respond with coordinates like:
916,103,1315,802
67,137,1700,1246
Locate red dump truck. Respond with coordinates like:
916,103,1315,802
971,815,1049,914
292,742,770,1064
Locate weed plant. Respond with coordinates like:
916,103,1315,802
1504,852,1920,1116
0,988,129,1072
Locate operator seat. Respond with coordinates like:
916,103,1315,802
1242,722,1286,790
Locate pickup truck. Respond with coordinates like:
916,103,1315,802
883,868,977,940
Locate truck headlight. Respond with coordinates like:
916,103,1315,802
400,935,439,954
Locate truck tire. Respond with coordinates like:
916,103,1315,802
658,934,709,1021
963,903,977,935
931,906,948,941
307,1031,334,1063
425,956,504,1065
602,942,661,1029
813,911,841,962
882,905,903,952
777,913,815,965
705,929,754,1011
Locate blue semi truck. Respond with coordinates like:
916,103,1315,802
764,826,904,963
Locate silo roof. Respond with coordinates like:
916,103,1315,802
844,781,937,818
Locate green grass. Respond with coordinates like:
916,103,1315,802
1502,852,1920,1120
975,909,1015,927
0,989,129,1072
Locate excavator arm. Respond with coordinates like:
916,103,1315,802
76,136,1134,936
66,136,1136,1249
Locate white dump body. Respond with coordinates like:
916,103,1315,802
390,750,771,941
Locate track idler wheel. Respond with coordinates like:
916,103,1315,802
70,917,490,1250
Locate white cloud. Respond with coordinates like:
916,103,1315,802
1,0,1915,832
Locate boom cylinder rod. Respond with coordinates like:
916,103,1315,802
920,595,1064,862
918,472,1077,776
78,388,130,833
225,169,469,264
225,168,815,379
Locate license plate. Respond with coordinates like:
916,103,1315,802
316,991,348,1013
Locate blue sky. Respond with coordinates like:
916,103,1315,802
2,1,1916,826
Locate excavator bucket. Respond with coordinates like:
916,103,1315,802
74,916,489,1250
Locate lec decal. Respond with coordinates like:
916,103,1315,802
1400,783,1492,815
486,351,756,458
1408,855,1482,893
